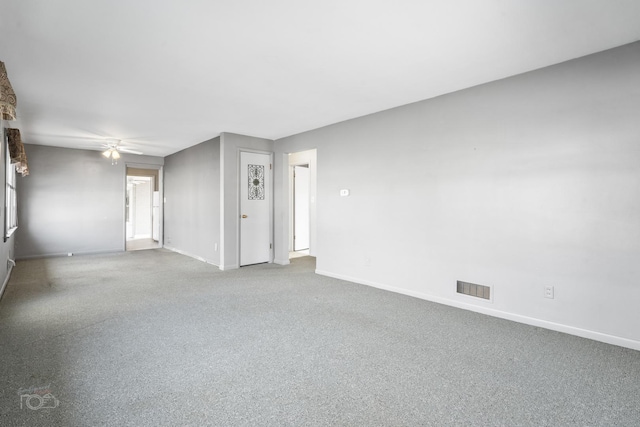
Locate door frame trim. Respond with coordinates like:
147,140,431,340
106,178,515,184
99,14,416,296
292,164,310,251
124,163,164,251
237,149,274,266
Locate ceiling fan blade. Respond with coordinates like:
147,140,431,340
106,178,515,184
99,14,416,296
76,144,107,150
118,147,143,155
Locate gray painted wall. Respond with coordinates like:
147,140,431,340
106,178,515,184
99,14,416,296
164,137,221,265
274,42,640,349
158,132,275,269
16,144,163,259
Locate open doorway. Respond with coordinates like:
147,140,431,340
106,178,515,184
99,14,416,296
293,165,310,252
126,167,161,251
289,149,316,260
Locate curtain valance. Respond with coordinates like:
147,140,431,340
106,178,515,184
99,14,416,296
0,61,17,121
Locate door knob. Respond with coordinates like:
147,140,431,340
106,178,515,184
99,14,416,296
241,214,248,218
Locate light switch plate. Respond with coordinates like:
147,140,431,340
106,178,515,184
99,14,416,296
340,189,350,197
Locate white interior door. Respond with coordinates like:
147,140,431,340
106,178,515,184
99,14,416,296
133,178,152,239
126,185,134,239
240,151,271,266
294,165,310,251
152,190,160,241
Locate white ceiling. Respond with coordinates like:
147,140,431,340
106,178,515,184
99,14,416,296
1,0,640,157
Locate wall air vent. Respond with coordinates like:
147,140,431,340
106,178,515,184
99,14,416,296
457,280,490,300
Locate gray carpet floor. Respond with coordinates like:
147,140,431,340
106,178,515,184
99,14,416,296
1,249,639,426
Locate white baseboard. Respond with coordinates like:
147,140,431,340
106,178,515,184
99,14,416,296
0,264,14,302
315,269,640,352
273,258,290,265
219,264,239,271
163,246,218,267
17,249,123,260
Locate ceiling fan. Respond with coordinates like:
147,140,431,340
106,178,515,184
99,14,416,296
101,139,143,164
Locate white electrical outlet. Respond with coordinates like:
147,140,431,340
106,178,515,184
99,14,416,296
544,286,554,299
340,189,350,197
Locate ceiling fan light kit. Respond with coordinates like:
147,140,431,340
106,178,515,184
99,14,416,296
102,147,121,165
100,139,143,164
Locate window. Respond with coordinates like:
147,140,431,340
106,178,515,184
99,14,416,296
4,131,17,240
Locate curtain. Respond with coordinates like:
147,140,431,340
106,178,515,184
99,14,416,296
0,61,17,121
7,128,29,176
